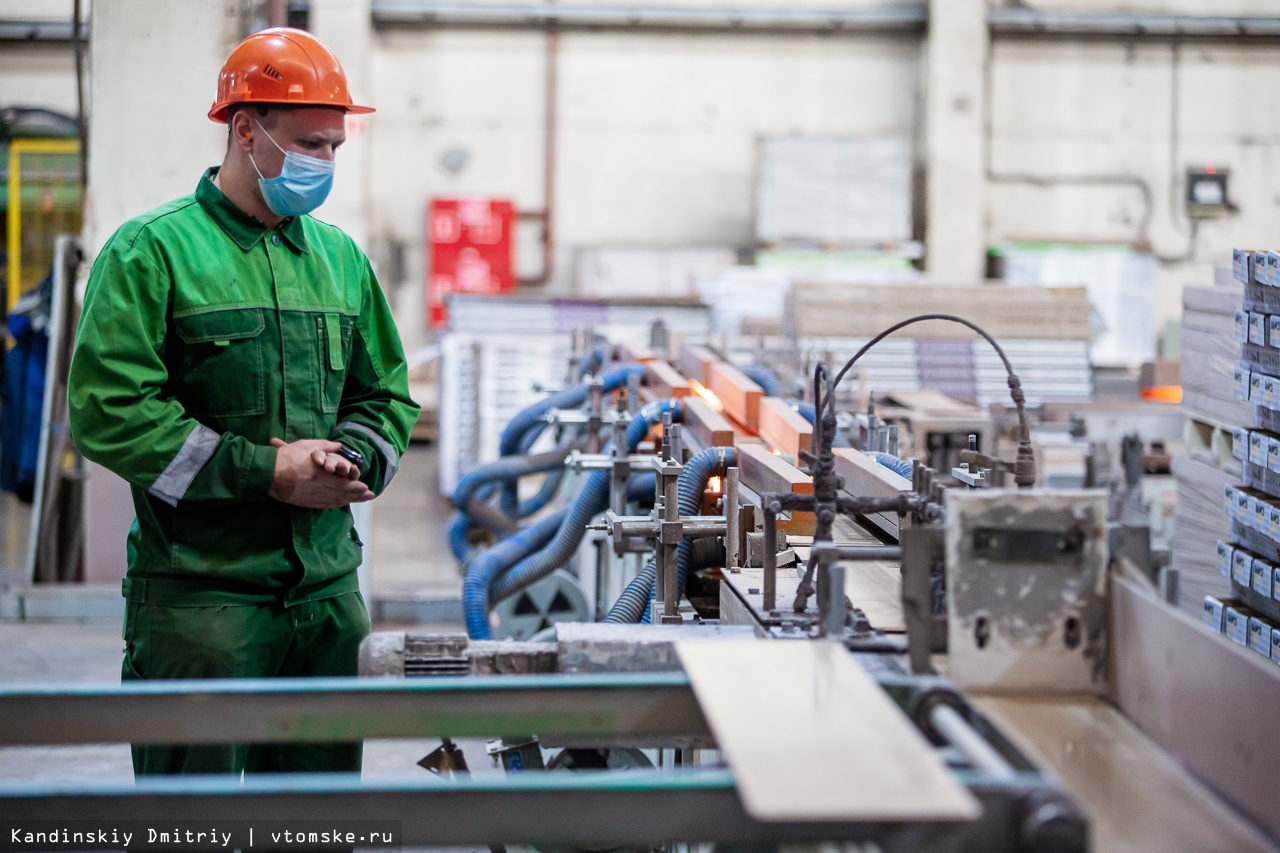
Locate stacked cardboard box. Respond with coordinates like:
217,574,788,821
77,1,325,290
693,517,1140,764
1196,250,1280,664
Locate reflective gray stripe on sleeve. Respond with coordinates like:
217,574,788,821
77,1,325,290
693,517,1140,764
337,420,399,485
148,424,221,507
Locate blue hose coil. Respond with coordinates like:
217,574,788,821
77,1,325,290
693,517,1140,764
448,450,573,562
465,399,680,639
497,364,646,516
461,507,570,639
603,446,736,624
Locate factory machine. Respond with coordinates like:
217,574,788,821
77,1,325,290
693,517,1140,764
0,315,1277,853
358,313,1274,852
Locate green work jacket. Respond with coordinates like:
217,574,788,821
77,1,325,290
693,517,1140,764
68,168,420,598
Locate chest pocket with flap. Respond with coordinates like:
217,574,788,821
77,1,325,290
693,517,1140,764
173,308,266,418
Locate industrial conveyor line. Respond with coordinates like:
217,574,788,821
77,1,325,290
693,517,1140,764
0,663,1058,851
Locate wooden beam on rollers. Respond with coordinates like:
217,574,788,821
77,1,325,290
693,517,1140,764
645,360,692,399
677,342,719,386
832,448,912,539
738,443,814,534
683,397,735,449
758,398,812,458
709,363,764,432
737,444,813,497
616,341,656,363
832,448,911,500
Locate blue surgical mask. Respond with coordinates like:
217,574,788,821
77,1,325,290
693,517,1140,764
249,121,335,217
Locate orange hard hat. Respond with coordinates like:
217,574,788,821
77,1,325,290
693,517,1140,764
208,27,374,123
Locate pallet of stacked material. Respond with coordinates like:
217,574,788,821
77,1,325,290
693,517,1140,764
1181,282,1253,427
789,283,1093,341
798,336,1093,407
1169,454,1235,620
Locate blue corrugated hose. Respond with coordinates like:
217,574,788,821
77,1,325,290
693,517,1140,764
603,446,737,624
448,442,578,562
496,364,646,516
871,451,914,480
465,399,680,639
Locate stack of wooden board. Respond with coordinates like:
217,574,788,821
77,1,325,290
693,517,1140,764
1171,267,1250,619
1169,453,1233,619
789,282,1094,341
1180,273,1252,429
797,337,1093,407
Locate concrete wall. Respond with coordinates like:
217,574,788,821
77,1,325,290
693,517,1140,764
369,21,923,348
8,0,1280,343
83,0,233,255
987,25,1280,330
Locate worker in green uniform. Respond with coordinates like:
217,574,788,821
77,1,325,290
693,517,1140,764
67,27,419,776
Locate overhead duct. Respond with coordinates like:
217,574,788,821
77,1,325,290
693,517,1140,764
988,10,1280,41
371,0,928,36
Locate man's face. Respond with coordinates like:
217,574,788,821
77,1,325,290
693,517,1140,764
252,107,347,177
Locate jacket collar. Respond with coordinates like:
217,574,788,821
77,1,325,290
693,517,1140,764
196,167,308,255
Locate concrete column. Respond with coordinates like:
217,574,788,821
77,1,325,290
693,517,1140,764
309,0,373,248
924,0,988,280
82,0,231,585
86,0,230,256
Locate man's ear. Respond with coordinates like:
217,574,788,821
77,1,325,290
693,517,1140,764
230,112,255,152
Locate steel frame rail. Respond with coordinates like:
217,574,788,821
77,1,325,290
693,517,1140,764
0,672,706,746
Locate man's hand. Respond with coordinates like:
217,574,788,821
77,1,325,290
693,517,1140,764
318,451,362,480
268,438,374,508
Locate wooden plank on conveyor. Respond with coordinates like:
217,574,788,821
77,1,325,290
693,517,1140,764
709,362,764,431
737,443,812,497
683,397,735,449
832,447,913,540
677,640,980,822
737,443,814,534
758,397,812,458
616,341,656,363
677,342,719,386
645,360,692,398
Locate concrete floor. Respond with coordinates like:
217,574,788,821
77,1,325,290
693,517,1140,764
0,443,482,785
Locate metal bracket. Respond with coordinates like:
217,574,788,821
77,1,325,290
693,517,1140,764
901,525,947,675
946,489,1110,695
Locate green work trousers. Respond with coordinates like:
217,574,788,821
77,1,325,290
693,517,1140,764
121,585,370,776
